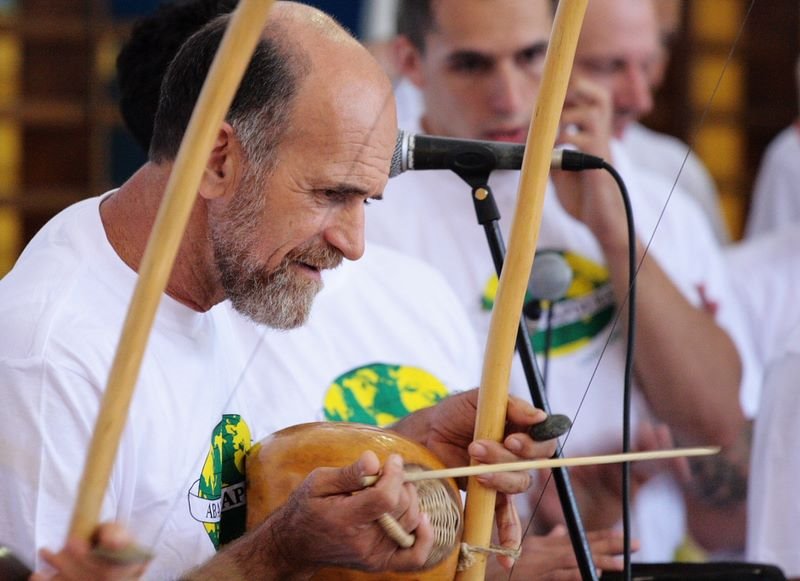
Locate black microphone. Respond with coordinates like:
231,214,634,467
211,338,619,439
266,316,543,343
389,130,605,178
523,251,573,320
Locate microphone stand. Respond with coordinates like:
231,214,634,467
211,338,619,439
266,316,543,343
456,169,599,581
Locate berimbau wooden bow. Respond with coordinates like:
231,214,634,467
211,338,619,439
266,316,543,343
67,0,276,542
455,1,589,579
362,445,719,487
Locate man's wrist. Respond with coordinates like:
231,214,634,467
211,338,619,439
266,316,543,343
180,514,316,581
257,505,318,579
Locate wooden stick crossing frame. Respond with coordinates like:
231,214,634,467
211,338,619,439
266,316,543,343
455,1,589,578
361,446,719,487
67,0,276,541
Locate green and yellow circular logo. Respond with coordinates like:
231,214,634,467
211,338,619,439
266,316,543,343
324,363,450,427
481,251,615,356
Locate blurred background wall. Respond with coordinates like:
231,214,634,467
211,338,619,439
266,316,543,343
0,0,796,275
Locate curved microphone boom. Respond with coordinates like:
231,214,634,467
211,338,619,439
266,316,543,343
389,129,605,178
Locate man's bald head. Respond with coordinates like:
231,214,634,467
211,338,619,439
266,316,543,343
149,1,392,175
574,0,661,136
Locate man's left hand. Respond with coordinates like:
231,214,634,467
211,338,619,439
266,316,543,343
31,522,150,581
391,388,558,568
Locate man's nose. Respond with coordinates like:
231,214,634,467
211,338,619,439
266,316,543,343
488,62,527,115
620,62,654,118
323,202,365,261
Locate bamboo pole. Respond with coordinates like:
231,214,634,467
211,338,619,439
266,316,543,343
455,1,589,578
67,0,276,540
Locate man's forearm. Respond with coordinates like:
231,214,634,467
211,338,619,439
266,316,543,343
684,420,751,553
606,242,745,447
180,512,314,581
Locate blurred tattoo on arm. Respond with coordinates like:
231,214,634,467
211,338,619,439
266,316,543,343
687,421,752,508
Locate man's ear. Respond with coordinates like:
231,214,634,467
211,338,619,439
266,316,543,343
393,35,426,89
200,122,238,200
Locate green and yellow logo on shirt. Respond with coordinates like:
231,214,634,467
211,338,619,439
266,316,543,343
481,251,615,356
188,414,251,549
324,363,450,427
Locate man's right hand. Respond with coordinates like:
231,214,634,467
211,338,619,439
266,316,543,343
265,450,435,572
185,451,435,580
487,524,636,581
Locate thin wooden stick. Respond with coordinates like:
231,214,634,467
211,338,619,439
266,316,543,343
456,1,589,578
67,0,275,541
361,446,719,487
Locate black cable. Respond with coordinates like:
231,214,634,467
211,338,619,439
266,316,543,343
541,151,638,580
532,158,637,581
600,160,636,581
519,155,637,581
450,152,636,581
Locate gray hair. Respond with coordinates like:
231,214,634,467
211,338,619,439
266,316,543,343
149,14,310,176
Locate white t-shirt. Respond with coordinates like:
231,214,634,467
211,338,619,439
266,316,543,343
236,242,482,438
367,119,759,561
0,194,482,579
745,124,800,238
746,323,800,577
0,195,255,579
725,224,800,374
621,122,730,244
